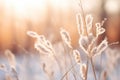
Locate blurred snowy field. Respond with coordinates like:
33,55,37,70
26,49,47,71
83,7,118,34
0,45,120,80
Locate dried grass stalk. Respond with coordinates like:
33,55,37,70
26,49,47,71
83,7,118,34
73,50,81,64
60,28,72,48
80,63,87,80
5,49,16,69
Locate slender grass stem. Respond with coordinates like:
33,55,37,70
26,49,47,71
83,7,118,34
90,57,97,80
99,54,102,80
85,56,89,80
60,63,77,80
53,55,63,75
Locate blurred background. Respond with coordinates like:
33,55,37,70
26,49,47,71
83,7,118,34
0,0,120,80
0,0,120,53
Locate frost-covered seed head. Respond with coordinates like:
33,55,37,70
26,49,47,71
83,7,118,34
73,50,81,64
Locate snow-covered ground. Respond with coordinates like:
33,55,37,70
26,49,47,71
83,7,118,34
0,46,120,80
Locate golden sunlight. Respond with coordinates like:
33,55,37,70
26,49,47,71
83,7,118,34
0,0,119,50
0,0,72,49
105,0,119,14
4,0,47,18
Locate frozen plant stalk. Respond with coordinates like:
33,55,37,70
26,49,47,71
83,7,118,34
76,13,109,80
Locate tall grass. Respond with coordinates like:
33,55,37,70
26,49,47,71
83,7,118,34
27,12,108,80
26,12,119,80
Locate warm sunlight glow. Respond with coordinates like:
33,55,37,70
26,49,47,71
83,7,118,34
3,0,71,18
50,0,69,10
105,0,119,14
0,0,72,49
4,0,47,18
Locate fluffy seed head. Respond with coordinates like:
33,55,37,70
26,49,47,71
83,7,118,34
80,63,87,80
73,50,81,64
76,13,84,35
95,38,108,56
27,31,55,56
96,23,105,37
85,14,93,34
60,28,72,48
27,31,38,38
